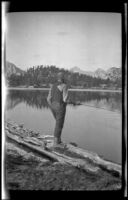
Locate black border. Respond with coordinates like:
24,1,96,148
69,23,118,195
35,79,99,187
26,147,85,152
7,2,123,13
3,1,127,199
121,4,126,198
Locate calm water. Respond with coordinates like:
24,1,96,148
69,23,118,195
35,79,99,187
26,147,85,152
5,89,122,164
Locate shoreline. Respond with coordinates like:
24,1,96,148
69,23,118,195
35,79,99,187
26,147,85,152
5,120,121,190
7,87,122,93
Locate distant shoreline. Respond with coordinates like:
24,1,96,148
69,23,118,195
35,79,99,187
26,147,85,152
7,87,122,93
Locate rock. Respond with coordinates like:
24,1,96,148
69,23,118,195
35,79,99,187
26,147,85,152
69,142,78,147
18,124,24,128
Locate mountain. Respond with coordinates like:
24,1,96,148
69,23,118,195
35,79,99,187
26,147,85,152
70,67,94,76
5,61,25,77
70,66,121,81
93,68,108,79
106,67,121,81
70,66,84,74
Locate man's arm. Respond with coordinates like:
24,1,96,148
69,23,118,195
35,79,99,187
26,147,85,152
63,84,68,103
47,85,52,106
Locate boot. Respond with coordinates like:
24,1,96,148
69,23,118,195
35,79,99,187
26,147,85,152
54,137,61,145
53,137,66,148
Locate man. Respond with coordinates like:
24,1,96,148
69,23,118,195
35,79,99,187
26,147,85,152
47,72,68,147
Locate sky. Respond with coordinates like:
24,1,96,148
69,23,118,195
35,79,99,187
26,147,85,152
6,12,121,71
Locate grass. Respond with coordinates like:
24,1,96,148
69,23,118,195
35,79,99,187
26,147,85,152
5,150,121,191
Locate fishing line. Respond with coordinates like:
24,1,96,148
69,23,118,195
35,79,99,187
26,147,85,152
68,102,121,114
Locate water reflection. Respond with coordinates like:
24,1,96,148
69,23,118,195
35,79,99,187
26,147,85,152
6,90,49,110
6,89,122,113
68,91,122,113
6,89,121,163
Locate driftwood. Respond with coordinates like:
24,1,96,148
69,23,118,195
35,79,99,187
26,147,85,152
43,136,121,177
37,135,121,176
66,144,121,176
6,130,99,173
5,121,121,177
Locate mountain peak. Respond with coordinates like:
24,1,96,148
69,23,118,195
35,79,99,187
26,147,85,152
70,66,81,72
70,66,121,80
5,61,25,77
95,68,106,72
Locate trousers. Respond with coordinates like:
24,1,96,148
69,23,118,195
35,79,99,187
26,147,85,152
50,102,66,139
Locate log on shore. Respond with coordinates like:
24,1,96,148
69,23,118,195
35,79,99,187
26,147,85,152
5,121,121,177
6,130,99,173
37,135,121,177
66,144,121,177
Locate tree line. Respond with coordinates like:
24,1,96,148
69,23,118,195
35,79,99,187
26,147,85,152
7,65,121,89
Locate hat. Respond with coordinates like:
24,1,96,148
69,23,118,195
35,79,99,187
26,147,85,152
57,72,65,83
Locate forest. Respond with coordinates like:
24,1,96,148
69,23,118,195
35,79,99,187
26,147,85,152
7,65,122,89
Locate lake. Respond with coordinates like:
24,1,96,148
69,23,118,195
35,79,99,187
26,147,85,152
5,89,122,164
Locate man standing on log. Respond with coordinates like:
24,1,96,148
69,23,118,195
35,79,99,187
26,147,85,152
47,72,68,147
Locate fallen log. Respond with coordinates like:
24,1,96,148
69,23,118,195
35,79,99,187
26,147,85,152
6,130,99,173
6,131,60,162
5,121,121,177
66,144,121,177
40,135,121,177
